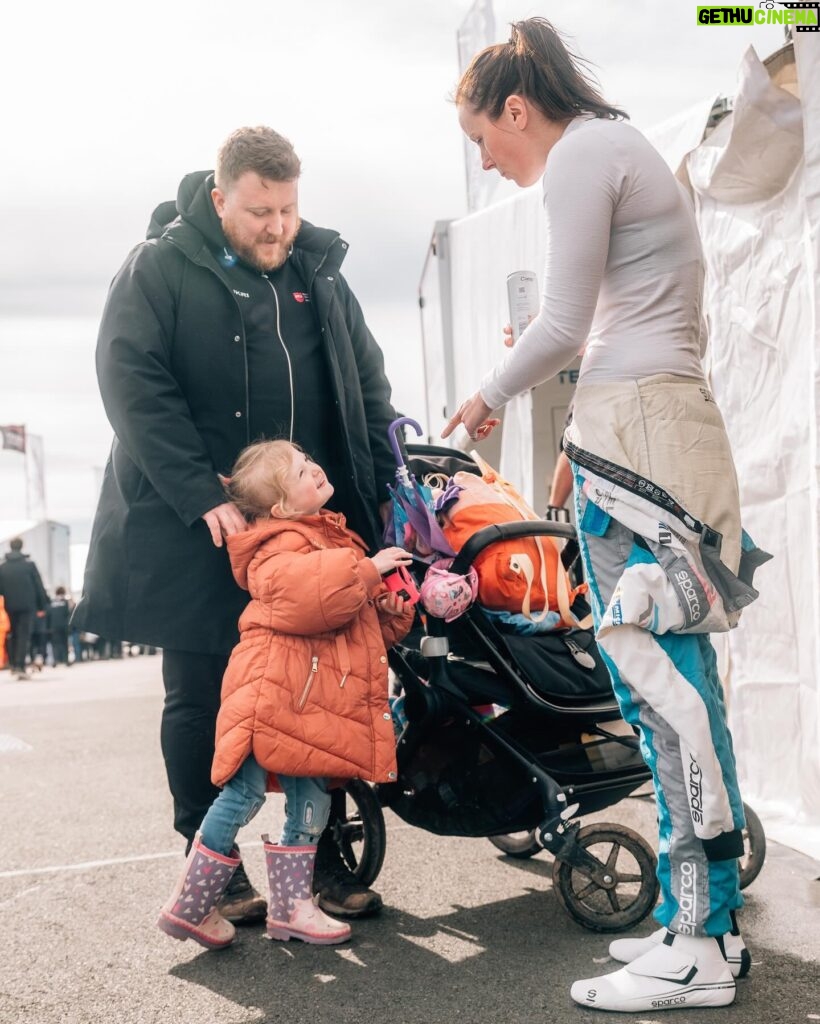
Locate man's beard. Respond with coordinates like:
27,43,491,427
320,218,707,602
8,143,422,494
224,217,301,273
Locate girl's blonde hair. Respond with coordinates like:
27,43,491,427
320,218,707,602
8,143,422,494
225,440,303,521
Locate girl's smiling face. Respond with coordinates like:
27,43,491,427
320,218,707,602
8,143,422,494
276,450,334,517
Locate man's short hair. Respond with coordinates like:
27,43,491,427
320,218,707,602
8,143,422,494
215,126,301,190
9,537,23,552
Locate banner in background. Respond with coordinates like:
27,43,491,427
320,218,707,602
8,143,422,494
25,434,46,522
457,0,498,212
0,425,26,453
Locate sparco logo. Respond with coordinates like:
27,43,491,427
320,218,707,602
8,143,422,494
678,860,698,934
652,996,687,1008
674,568,702,623
688,754,703,824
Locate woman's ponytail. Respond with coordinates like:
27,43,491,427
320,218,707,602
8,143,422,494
456,17,627,123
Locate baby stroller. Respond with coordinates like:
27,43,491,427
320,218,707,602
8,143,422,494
331,444,766,933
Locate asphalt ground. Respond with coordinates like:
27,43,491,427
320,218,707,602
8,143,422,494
1,657,818,1024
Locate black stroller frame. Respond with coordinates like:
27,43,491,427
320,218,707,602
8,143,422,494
333,445,766,932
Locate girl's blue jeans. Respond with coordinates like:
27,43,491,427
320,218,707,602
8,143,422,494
199,754,331,855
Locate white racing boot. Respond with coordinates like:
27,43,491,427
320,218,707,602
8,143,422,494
609,912,750,979
570,932,736,1012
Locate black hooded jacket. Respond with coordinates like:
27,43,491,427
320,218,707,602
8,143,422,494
73,171,398,653
0,551,49,614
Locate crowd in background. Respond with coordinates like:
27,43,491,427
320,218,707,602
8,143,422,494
0,537,156,679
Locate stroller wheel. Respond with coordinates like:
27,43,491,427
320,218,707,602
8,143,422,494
333,779,387,888
552,823,659,933
738,801,766,890
488,830,541,859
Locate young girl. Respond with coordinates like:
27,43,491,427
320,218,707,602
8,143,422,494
158,440,414,949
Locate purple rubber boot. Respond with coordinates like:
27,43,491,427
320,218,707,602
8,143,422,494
262,834,351,945
157,834,239,949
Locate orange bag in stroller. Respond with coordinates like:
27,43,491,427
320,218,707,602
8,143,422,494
438,453,588,628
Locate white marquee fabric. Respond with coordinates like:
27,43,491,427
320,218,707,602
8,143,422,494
439,40,820,858
685,41,820,860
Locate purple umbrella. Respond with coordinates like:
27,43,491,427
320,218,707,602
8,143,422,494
384,417,455,559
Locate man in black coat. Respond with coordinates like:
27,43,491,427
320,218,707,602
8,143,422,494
0,537,49,680
47,586,73,666
73,126,400,922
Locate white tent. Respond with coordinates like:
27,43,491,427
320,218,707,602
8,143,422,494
685,39,820,859
419,36,820,858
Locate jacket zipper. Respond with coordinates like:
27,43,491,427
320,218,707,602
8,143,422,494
304,239,361,510
306,234,340,293
166,233,341,447
262,277,295,442
336,634,351,688
297,656,319,711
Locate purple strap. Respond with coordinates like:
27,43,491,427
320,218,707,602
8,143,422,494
434,481,463,514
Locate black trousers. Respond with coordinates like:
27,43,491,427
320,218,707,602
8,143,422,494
161,649,229,843
51,629,69,665
8,611,34,672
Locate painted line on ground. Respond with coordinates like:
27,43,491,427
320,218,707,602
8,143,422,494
0,733,33,753
0,824,414,879
0,885,40,906
0,850,186,878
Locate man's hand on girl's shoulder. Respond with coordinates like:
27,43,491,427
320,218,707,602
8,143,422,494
202,502,248,547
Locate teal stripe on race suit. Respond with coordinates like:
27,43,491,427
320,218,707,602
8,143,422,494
571,462,743,937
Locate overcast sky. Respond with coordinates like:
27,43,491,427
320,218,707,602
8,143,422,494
0,0,787,548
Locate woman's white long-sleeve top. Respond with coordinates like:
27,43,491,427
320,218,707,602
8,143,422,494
479,116,708,410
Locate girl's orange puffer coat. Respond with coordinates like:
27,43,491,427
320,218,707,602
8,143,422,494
211,511,414,789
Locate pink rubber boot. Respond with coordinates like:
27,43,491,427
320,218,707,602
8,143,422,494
157,834,239,949
262,834,351,945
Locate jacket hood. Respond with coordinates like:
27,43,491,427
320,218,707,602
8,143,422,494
3,552,27,562
146,170,224,247
178,170,227,249
226,511,364,590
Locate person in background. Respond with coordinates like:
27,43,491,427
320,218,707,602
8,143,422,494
546,451,573,515
73,125,400,924
158,440,414,950
545,396,575,519
443,17,761,1013
69,622,83,664
47,586,74,667
0,596,10,670
29,607,48,672
0,537,48,681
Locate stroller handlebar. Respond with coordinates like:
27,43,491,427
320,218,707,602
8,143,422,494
450,520,577,576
